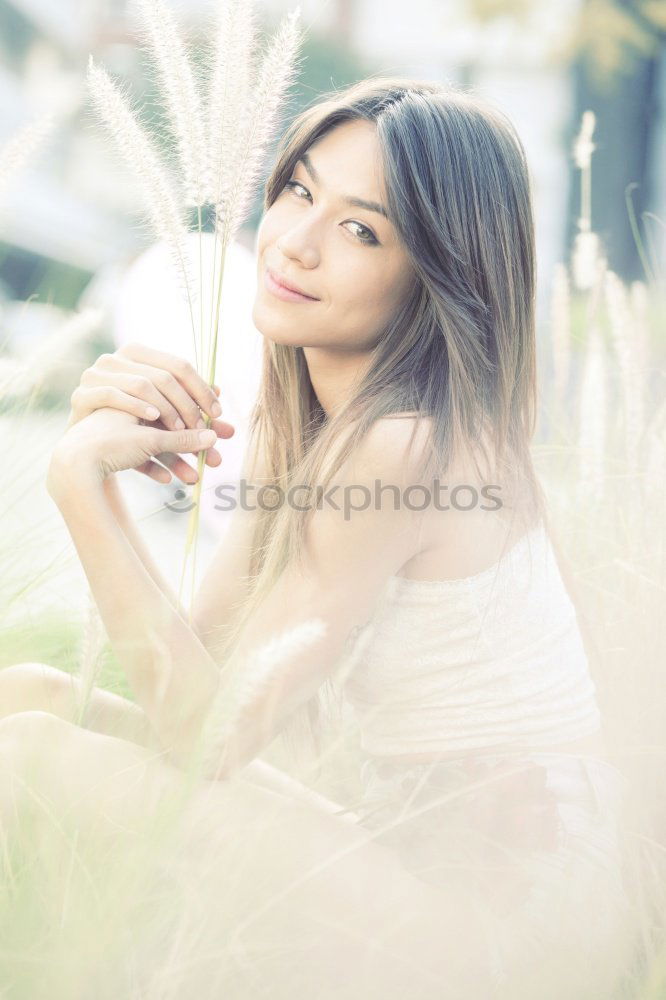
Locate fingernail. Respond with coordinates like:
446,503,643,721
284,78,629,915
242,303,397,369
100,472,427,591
199,430,216,446
211,401,222,417
146,406,160,419
174,418,185,430
196,418,206,429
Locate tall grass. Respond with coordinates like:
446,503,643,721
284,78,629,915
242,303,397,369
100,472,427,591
1,77,665,1000
0,113,56,210
86,0,304,614
532,110,666,998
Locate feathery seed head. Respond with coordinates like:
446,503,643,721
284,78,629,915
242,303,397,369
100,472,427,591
86,57,198,313
214,4,304,248
133,0,209,207
572,231,605,291
0,112,57,209
573,110,596,170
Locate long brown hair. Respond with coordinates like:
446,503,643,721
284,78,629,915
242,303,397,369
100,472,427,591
204,75,548,769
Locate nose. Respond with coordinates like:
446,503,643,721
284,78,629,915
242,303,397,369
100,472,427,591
276,219,321,269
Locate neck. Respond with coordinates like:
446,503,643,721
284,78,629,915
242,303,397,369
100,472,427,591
303,346,373,419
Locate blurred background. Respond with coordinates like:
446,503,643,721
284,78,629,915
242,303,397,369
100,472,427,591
0,0,664,601
1,0,665,300
0,3,666,993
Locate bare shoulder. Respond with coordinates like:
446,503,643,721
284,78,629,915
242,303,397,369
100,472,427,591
341,412,434,485
353,413,493,487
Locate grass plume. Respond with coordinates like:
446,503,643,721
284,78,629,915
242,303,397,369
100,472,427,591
197,618,328,780
133,0,209,209
0,113,57,211
86,1,304,613
86,56,199,348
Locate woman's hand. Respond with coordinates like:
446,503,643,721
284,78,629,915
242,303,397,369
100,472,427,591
67,343,235,485
47,407,226,504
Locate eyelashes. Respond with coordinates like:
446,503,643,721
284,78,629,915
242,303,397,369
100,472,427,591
283,180,379,246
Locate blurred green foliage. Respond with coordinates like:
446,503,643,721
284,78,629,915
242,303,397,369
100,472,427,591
466,0,666,87
0,242,91,311
0,617,133,700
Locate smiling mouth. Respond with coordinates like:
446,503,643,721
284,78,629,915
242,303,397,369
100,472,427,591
265,267,319,302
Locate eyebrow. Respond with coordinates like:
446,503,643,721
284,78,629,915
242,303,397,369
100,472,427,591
297,152,389,220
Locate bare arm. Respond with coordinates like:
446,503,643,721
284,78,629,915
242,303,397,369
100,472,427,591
102,476,191,622
190,427,269,650
66,341,237,639
50,463,222,767
194,417,431,779
48,413,429,780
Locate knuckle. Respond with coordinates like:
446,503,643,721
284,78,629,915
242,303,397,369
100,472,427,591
173,356,191,378
96,352,113,366
117,341,138,357
176,432,193,451
129,375,150,394
155,372,175,392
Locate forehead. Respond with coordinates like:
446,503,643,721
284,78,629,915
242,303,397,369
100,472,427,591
301,120,385,194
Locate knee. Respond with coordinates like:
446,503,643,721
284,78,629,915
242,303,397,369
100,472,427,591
0,663,78,717
1,661,70,690
0,711,77,826
0,708,67,744
0,710,71,785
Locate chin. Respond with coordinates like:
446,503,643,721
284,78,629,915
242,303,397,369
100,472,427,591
252,303,305,346
252,317,302,348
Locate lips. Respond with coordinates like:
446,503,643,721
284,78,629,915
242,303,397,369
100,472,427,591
267,267,318,300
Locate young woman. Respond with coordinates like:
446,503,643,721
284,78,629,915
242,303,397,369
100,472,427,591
1,78,633,997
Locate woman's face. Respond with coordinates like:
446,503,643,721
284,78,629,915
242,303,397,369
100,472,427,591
252,119,415,352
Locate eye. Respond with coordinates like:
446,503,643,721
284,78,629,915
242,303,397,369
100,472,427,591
285,179,310,200
345,221,377,244
283,179,379,246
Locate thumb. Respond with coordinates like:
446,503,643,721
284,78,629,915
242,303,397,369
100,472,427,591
152,427,217,454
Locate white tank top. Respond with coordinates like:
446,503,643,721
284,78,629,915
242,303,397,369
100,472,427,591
337,520,602,756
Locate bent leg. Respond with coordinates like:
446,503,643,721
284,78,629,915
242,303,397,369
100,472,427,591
0,709,497,1000
0,662,160,748
0,663,358,818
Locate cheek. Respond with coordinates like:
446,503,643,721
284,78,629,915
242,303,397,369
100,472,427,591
256,202,289,246
254,210,279,264
254,215,270,262
359,269,405,315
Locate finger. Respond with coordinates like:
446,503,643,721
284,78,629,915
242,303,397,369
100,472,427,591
149,420,228,468
204,417,234,466
155,451,200,484
115,343,221,421
135,459,172,484
210,417,235,439
81,368,184,430
204,447,222,468
123,361,210,430
151,427,218,456
71,385,162,423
